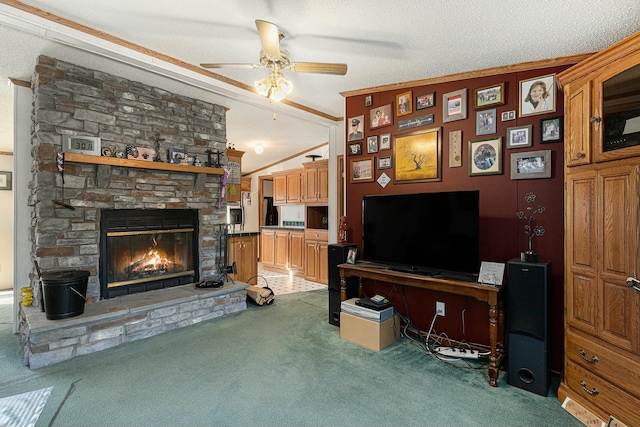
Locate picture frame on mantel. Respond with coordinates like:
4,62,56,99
442,89,467,123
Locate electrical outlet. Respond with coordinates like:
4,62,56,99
436,301,445,316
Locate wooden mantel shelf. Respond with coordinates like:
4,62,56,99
64,153,224,175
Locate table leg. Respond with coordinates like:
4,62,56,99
488,302,499,387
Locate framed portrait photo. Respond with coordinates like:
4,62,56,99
469,137,502,176
393,127,442,183
367,135,379,154
347,115,364,141
380,133,392,150
416,92,435,110
370,104,393,129
442,89,467,123
510,150,552,180
506,125,533,149
396,91,412,116
519,74,556,117
346,247,357,264
348,142,362,156
473,82,505,110
350,156,375,183
365,95,372,107
540,116,563,143
476,109,497,135
377,156,392,170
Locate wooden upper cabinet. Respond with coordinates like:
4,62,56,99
564,81,592,167
302,159,329,204
272,169,303,205
226,149,244,202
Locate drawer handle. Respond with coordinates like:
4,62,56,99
575,152,585,159
579,349,599,364
580,381,599,396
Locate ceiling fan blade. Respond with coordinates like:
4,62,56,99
255,20,281,59
200,63,261,69
290,62,348,75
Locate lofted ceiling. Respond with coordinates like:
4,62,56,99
0,0,639,174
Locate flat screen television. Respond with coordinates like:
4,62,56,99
362,190,480,279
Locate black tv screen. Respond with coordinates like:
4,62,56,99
362,190,480,277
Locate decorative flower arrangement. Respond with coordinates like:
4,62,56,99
516,192,546,261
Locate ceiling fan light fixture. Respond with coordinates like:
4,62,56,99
269,76,293,102
254,76,272,97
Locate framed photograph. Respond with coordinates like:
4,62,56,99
370,104,393,129
348,142,362,156
476,109,497,135
393,127,442,183
380,133,391,150
377,156,392,170
519,74,556,117
501,110,516,121
469,137,502,176
365,95,372,107
347,115,364,141
506,125,533,149
346,247,357,264
442,89,467,123
168,148,186,164
0,171,12,190
540,116,563,143
416,92,435,110
367,135,379,154
511,150,552,180
473,82,505,110
396,91,412,116
350,156,374,183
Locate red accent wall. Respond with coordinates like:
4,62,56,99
344,66,569,373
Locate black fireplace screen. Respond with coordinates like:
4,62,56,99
100,209,199,299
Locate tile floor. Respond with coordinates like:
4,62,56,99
254,263,326,295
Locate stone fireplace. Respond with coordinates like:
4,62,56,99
19,56,248,369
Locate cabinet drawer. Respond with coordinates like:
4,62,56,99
565,360,640,426
304,229,328,242
566,329,640,398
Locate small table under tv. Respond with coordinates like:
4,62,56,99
338,261,506,387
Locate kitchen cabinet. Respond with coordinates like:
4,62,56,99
304,229,328,284
557,30,640,426
228,234,257,284
302,159,329,204
261,228,305,277
272,169,303,205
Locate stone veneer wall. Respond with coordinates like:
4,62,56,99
29,56,228,305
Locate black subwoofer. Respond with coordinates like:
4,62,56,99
507,259,550,396
328,244,358,326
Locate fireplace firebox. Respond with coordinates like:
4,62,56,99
100,209,199,299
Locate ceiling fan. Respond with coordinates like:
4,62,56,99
200,20,347,102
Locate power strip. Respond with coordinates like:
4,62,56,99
433,346,487,359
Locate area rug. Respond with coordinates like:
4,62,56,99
0,386,53,427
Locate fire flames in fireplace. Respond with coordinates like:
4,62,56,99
126,236,175,277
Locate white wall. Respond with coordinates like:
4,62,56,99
0,80,14,290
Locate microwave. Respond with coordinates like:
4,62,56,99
227,203,244,229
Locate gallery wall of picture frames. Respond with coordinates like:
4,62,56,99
347,70,564,185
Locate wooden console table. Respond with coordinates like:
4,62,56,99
338,261,506,387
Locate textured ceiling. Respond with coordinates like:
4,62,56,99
0,0,639,172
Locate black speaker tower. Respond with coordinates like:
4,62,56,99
507,259,550,396
328,244,358,326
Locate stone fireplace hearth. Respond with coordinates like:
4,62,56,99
19,56,248,369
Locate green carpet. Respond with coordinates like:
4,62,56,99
0,289,581,426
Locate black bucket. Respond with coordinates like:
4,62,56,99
41,270,90,320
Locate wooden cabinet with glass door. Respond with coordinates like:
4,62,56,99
557,30,640,427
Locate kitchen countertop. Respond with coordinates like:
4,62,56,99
260,226,305,231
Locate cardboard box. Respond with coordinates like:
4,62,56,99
340,312,400,351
